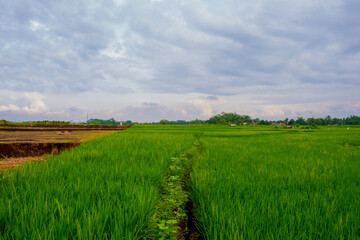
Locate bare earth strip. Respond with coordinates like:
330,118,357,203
0,156,48,170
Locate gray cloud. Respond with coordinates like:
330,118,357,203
1,0,359,121
204,96,219,101
142,102,159,107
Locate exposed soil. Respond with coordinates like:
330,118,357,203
180,142,203,240
184,198,203,240
0,125,130,131
0,156,48,170
177,197,202,240
0,142,80,158
177,172,202,240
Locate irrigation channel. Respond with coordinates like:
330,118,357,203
151,136,203,239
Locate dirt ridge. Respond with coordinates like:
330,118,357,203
0,142,80,159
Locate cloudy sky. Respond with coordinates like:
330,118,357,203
1,0,359,122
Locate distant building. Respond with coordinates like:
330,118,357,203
250,122,258,125
230,124,236,127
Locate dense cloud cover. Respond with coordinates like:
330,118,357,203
1,0,359,121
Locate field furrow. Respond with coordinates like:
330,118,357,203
152,135,202,239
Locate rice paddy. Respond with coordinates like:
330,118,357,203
190,126,360,239
1,125,359,239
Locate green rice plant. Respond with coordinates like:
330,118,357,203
190,126,360,239
0,126,195,239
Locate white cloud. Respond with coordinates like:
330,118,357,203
0,104,21,112
100,39,127,59
30,20,49,32
0,91,48,115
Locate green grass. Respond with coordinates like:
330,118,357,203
190,126,360,239
0,126,195,239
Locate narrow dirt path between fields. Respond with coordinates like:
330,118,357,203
151,136,203,239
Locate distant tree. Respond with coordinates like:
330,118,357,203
160,119,169,125
259,120,269,125
0,120,9,125
176,120,187,125
324,115,331,125
253,118,260,123
207,114,222,124
123,120,133,125
314,118,324,125
347,115,360,125
295,117,306,125
207,112,251,125
243,115,251,124
219,118,227,125
87,118,120,125
331,118,341,125
307,118,314,125
189,119,205,125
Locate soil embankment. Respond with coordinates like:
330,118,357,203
0,142,80,158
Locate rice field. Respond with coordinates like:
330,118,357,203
190,126,360,239
0,127,194,239
1,125,359,239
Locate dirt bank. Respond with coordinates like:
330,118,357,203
0,142,80,158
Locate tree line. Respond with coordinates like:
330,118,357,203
85,118,133,125
2,113,359,126
0,120,74,126
158,112,360,126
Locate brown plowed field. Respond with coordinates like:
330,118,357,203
0,125,130,131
